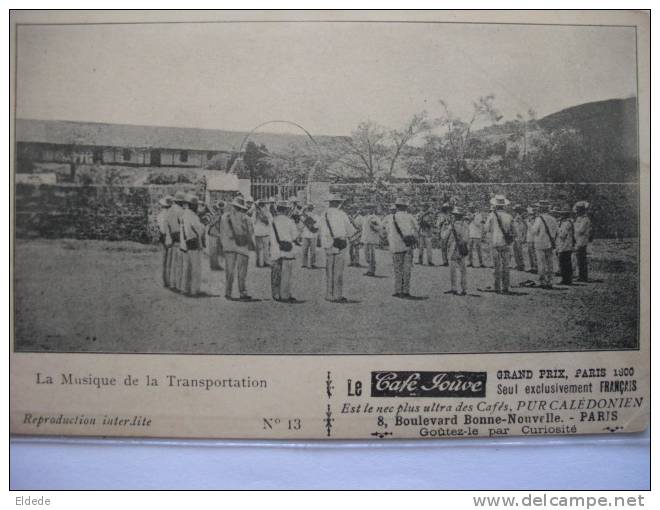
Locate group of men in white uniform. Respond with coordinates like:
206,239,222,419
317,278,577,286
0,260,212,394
156,191,206,296
157,191,592,301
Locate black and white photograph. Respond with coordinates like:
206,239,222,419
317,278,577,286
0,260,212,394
13,15,641,355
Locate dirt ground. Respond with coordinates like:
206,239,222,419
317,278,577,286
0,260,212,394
14,238,639,354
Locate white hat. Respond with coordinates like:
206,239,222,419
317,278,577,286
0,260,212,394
244,195,255,204
573,200,590,212
395,197,409,207
159,195,173,207
327,193,344,203
174,191,186,202
490,194,510,206
276,199,290,209
231,196,249,210
451,206,465,216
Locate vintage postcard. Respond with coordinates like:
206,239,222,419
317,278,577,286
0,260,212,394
10,10,649,439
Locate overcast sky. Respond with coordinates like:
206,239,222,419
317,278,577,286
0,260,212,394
15,21,637,136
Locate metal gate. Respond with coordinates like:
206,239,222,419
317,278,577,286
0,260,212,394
250,177,309,202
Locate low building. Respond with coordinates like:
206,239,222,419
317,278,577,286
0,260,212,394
15,118,240,179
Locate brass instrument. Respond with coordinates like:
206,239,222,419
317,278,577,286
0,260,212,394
418,210,434,232
368,216,380,234
349,213,363,243
206,211,223,237
302,215,319,234
288,204,303,223
256,206,270,226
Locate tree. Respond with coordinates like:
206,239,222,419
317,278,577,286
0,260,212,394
203,152,229,171
386,112,432,178
529,128,590,182
242,141,272,179
325,114,431,182
331,121,389,181
437,95,502,181
266,143,321,181
509,109,537,162
404,134,451,182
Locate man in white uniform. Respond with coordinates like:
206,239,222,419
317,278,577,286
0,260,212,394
179,193,206,296
320,194,356,302
219,196,254,300
444,206,470,295
166,191,186,292
387,197,419,298
484,194,514,294
416,203,435,266
531,200,559,289
156,195,173,287
300,204,320,269
360,204,382,277
253,199,272,268
270,200,300,302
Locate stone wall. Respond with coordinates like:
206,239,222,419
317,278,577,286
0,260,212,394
326,182,639,239
14,181,639,243
15,184,201,243
15,184,151,242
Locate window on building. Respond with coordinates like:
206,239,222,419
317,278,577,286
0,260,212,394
93,149,103,164
122,149,131,161
207,151,217,161
180,151,188,163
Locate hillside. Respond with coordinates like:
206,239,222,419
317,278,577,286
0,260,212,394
473,97,638,182
539,97,638,182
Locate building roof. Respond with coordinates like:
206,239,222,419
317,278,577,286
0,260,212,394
15,119,251,152
15,118,328,154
